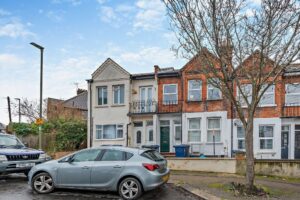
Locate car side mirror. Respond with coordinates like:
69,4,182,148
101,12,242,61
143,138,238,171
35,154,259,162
23,142,28,147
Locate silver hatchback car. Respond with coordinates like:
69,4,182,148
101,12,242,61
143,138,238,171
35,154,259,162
28,146,170,200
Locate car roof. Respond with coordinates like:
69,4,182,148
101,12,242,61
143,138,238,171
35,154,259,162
91,146,146,154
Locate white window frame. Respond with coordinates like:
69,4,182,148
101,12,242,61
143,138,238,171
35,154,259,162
187,118,201,142
285,83,300,106
97,86,107,105
163,84,178,104
237,125,245,150
259,125,274,150
188,80,202,101
113,85,125,105
259,84,275,107
207,78,222,100
207,118,221,143
95,124,124,140
238,84,252,107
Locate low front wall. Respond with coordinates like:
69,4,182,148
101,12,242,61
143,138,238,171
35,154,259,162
167,158,300,178
237,159,300,178
167,157,237,174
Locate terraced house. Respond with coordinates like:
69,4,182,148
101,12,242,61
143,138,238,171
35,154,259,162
87,55,300,159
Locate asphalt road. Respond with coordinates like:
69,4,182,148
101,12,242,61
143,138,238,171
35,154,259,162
0,174,200,200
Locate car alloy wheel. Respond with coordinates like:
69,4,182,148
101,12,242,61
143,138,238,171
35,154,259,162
32,172,54,194
119,178,142,200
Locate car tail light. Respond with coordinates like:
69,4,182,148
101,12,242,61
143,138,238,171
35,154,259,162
143,163,160,171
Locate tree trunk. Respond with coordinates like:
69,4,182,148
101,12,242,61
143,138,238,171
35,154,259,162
245,117,255,190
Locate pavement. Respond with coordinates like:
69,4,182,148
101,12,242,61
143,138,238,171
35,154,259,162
0,173,202,200
170,171,300,200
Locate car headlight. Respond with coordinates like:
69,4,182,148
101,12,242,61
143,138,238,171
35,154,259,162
0,155,7,162
39,153,51,160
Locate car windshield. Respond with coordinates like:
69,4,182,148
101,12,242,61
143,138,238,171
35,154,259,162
141,150,165,162
0,135,24,148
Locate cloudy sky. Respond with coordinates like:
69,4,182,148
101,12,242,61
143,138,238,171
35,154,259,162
0,0,187,124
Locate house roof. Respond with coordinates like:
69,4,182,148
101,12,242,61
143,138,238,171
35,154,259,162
63,91,88,110
131,72,155,80
157,67,180,77
91,58,130,79
284,63,300,76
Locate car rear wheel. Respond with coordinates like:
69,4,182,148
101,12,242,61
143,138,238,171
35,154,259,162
118,177,142,200
31,172,54,194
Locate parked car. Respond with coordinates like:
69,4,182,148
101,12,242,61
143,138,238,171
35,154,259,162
0,132,51,176
28,146,170,200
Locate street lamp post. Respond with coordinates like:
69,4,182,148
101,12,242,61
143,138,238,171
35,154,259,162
30,42,44,150
14,98,21,123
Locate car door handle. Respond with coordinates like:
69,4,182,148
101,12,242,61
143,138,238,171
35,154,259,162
113,165,122,168
82,166,89,169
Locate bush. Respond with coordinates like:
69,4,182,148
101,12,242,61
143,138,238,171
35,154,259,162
55,120,87,151
11,122,38,136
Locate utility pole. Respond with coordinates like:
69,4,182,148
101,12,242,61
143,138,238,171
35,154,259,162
30,42,44,150
7,96,12,123
15,98,21,123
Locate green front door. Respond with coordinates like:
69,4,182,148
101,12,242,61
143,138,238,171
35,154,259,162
160,126,170,152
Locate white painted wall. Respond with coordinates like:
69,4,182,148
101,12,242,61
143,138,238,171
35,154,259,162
89,59,131,147
182,111,230,156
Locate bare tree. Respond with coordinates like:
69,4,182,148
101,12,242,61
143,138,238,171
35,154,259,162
12,98,47,123
164,0,300,190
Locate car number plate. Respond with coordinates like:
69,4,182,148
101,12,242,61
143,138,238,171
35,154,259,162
16,163,35,168
162,174,169,182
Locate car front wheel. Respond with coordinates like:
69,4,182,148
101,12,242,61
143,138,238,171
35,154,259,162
31,172,54,194
118,177,142,200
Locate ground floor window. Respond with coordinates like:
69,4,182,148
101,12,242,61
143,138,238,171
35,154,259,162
95,124,123,139
174,120,182,142
148,129,153,142
136,131,142,144
207,118,221,142
188,118,201,142
259,125,274,149
237,126,245,150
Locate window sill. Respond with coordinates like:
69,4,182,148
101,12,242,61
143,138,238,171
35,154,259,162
206,98,223,101
94,138,124,141
187,100,202,103
95,105,109,108
111,104,126,107
258,104,277,108
284,104,300,107
205,142,223,145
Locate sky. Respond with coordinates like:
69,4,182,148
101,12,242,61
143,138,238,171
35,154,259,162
0,0,187,124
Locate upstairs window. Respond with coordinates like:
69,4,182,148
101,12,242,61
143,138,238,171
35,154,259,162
286,83,300,105
207,78,221,100
97,86,107,105
163,84,178,104
259,84,275,106
238,84,252,107
113,85,125,105
188,80,202,101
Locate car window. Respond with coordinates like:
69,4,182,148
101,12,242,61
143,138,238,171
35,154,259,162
141,150,164,161
101,149,124,161
125,152,134,160
0,135,24,148
72,149,102,162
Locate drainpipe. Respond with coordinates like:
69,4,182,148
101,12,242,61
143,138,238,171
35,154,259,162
87,79,93,148
230,80,234,158
126,123,131,147
180,71,184,144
